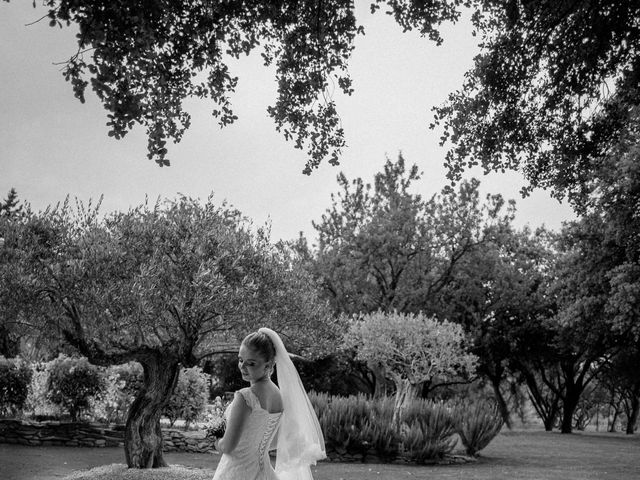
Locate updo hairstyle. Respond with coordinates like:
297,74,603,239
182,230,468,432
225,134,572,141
242,331,276,363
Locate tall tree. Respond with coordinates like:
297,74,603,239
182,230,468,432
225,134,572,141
437,225,556,428
2,196,334,468
311,154,513,316
0,188,26,357
546,216,621,433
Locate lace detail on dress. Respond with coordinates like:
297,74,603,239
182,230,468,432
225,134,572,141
258,414,281,473
238,388,261,410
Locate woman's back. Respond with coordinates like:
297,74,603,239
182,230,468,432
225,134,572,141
213,388,282,480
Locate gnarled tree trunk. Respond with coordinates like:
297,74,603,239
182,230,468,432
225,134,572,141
626,386,640,435
391,377,422,430
124,354,180,468
489,374,512,429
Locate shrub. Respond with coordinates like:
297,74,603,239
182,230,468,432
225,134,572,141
46,355,106,421
0,357,32,417
92,362,143,424
163,366,209,429
313,393,373,456
311,392,402,461
400,399,457,462
25,361,63,419
453,399,504,456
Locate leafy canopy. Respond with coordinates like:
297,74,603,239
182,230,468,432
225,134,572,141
2,195,335,366
12,0,470,171
432,0,640,206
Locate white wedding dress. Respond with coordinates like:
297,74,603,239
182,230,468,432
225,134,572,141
212,387,283,480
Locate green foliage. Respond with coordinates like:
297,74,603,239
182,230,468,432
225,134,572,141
13,1,474,172
453,399,504,456
0,357,32,417
310,155,514,316
92,362,143,424
345,311,477,392
0,187,22,218
293,352,375,396
206,354,245,400
310,393,464,463
163,367,210,429
46,355,106,421
311,392,401,460
24,361,63,419
313,393,373,456
432,1,640,206
400,399,457,462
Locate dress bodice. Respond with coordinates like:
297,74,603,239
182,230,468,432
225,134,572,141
212,387,282,480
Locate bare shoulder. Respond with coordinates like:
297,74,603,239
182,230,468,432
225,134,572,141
269,383,283,413
252,381,283,413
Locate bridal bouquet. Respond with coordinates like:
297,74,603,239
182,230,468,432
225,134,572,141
204,397,227,439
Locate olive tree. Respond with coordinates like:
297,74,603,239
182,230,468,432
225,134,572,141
1,195,335,468
344,310,477,429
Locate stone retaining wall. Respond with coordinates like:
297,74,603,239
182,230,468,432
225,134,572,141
0,419,215,453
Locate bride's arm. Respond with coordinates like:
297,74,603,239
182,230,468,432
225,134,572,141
217,394,251,454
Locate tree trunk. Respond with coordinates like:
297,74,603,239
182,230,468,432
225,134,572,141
626,390,640,435
560,390,581,434
489,375,512,429
370,363,388,398
391,378,421,430
124,355,180,468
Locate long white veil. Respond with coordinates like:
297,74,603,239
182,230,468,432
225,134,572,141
258,327,326,480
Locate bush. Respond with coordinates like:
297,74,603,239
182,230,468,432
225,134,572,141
163,366,209,429
311,393,461,463
92,362,143,424
313,393,373,456
400,399,457,462
0,357,32,417
25,361,63,419
311,393,401,461
453,398,504,456
46,355,106,421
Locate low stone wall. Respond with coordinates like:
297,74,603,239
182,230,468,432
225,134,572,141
0,420,474,464
0,419,215,453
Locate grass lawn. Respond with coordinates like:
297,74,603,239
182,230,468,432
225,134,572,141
1,429,638,480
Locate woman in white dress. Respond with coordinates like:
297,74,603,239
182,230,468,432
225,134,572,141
212,328,325,480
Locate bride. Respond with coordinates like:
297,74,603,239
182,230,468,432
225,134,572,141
212,328,325,480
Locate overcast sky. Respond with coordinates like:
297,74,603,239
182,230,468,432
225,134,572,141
1,2,576,243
